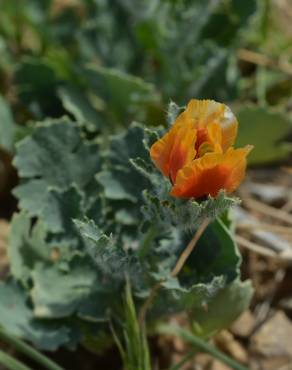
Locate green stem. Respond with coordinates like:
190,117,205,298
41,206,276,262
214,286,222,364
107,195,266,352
0,349,32,370
0,328,64,370
138,226,157,260
169,348,197,370
159,325,250,370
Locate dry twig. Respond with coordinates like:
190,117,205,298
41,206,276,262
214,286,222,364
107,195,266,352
238,48,292,75
242,197,292,226
235,235,292,262
236,222,292,236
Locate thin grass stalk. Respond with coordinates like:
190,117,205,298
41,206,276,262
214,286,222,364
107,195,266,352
0,328,64,370
0,349,33,370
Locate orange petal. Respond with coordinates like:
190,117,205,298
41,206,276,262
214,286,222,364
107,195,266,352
170,145,253,199
150,120,197,182
175,99,238,152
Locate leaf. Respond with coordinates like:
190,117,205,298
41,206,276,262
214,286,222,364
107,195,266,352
15,57,60,117
201,0,258,46
153,276,226,318
123,279,151,370
97,170,138,202
77,290,112,323
191,278,253,338
13,118,100,187
41,186,84,243
150,219,243,317
8,211,51,285
84,65,162,126
189,218,241,281
58,85,103,131
187,47,233,101
75,218,139,281
13,118,101,218
13,183,90,250
143,189,238,233
0,280,72,351
96,124,152,228
74,218,110,245
107,123,151,167
31,256,98,319
74,218,114,266
0,95,16,152
236,105,292,165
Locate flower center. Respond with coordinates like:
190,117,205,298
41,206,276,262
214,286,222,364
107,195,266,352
194,127,214,158
195,127,208,153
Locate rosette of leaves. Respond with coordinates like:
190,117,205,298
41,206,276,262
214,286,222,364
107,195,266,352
0,114,252,351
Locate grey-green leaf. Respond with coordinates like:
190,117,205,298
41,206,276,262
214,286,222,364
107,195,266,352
13,118,101,217
191,278,253,338
0,280,72,350
236,105,292,165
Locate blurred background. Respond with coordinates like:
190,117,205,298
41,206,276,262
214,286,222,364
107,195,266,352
0,0,292,369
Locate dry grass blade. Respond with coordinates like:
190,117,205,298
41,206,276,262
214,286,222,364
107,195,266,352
238,49,292,75
236,222,292,236
242,198,292,226
235,235,292,262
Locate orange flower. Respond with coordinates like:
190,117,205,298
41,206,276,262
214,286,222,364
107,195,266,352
150,99,253,199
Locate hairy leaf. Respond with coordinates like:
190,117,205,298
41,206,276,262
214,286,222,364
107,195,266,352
191,278,253,338
31,257,98,319
13,118,101,218
8,212,51,285
0,280,73,351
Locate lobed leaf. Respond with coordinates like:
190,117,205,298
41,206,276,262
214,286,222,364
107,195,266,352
0,280,74,351
236,105,292,165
